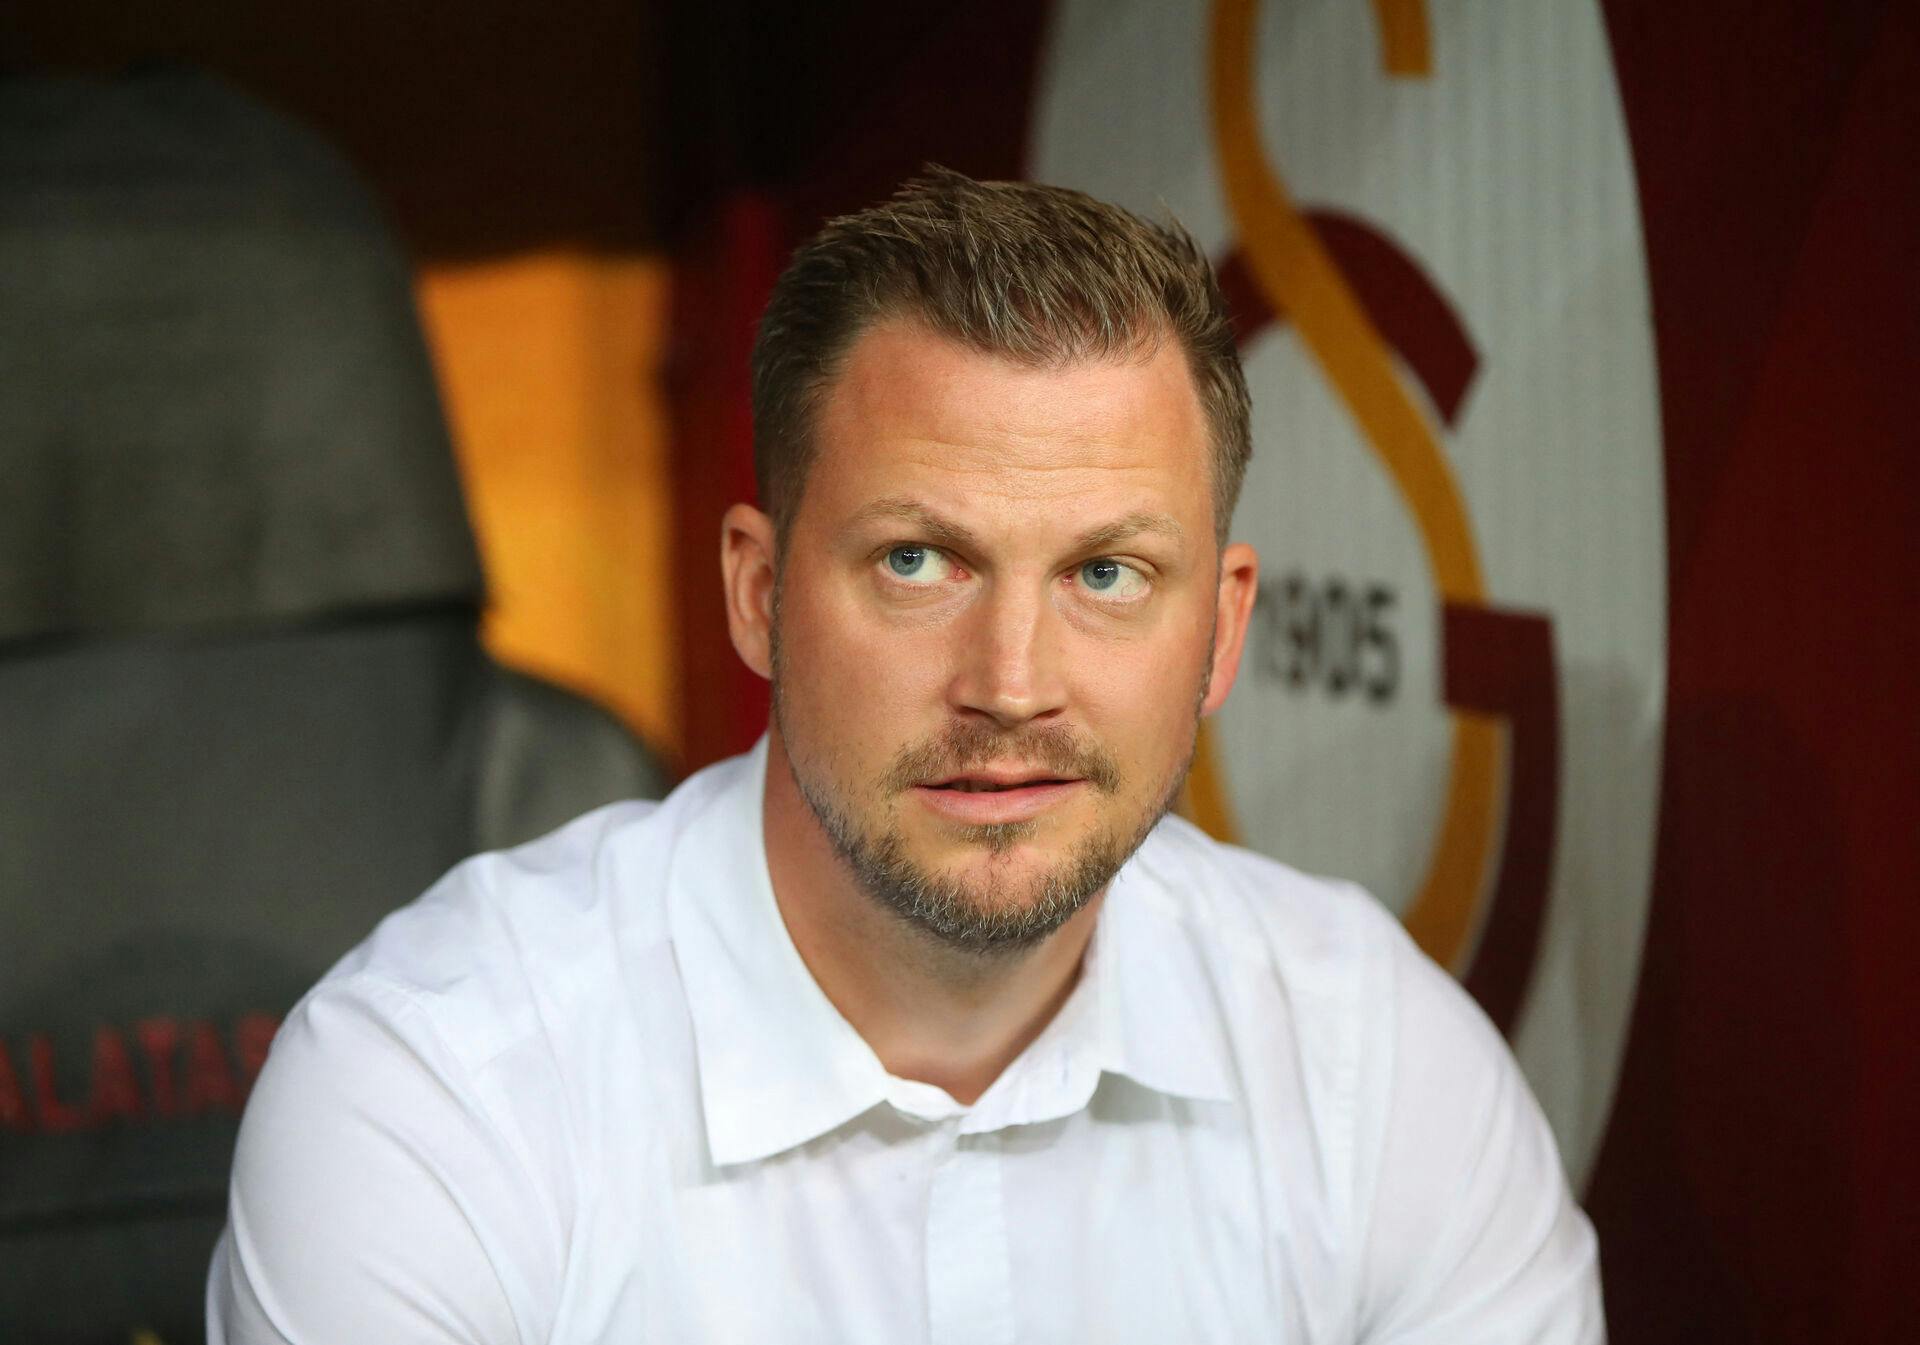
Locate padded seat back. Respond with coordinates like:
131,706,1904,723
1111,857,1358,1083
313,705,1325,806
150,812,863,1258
0,70,668,1343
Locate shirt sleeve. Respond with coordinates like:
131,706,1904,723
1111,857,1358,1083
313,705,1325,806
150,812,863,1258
206,977,563,1345
1352,920,1605,1344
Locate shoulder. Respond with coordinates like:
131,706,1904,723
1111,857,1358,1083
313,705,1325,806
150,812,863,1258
1121,813,1523,1170
217,759,762,1338
310,799,657,1068
214,796,686,1344
1124,820,1598,1335
1125,811,1412,1003
304,748,752,1079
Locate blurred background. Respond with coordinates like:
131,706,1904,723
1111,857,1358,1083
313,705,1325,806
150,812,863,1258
0,1,1913,1341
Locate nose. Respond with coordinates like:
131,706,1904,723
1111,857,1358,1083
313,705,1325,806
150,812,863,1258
947,580,1069,729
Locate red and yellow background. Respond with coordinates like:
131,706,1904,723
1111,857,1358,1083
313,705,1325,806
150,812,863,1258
7,0,1916,1338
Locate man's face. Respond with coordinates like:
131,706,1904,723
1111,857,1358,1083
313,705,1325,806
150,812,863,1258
767,320,1249,952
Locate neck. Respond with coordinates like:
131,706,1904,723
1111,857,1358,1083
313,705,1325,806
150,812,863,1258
761,728,1101,1105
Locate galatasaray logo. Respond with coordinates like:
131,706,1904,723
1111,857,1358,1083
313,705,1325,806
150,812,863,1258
1033,0,1667,1184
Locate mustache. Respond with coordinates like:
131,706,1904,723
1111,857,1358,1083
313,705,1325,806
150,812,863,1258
881,720,1122,795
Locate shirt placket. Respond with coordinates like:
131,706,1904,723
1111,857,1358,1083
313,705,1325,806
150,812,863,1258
924,1126,1016,1345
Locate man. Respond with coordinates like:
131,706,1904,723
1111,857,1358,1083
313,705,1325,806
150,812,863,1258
210,170,1602,1342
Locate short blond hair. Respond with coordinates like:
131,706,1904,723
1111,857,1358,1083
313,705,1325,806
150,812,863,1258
751,167,1251,544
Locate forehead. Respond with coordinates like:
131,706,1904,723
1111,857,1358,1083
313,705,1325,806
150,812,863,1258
802,320,1213,539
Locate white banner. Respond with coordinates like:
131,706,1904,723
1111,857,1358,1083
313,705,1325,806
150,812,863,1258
1032,0,1666,1185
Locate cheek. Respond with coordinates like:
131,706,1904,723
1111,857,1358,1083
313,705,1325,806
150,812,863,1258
777,581,947,741
1073,622,1212,765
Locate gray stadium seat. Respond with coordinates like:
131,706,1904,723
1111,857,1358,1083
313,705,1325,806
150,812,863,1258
0,68,670,1343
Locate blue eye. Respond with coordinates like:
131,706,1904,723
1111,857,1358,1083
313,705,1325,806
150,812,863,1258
1078,558,1148,599
883,545,954,585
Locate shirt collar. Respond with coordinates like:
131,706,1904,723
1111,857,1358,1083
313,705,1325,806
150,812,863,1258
665,738,1236,1168
665,737,891,1167
1091,857,1238,1106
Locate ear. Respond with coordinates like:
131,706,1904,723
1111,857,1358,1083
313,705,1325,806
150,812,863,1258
1201,541,1259,717
721,503,779,681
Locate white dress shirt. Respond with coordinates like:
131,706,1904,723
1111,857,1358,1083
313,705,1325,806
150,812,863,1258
208,738,1602,1343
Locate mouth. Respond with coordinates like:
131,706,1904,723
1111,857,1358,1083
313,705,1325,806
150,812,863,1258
913,771,1087,825
929,773,1076,792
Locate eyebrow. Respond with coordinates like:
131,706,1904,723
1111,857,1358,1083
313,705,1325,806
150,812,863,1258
845,496,1185,555
1070,509,1186,553
846,497,986,553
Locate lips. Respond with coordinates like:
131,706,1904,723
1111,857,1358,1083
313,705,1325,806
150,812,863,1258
929,773,1073,792
913,773,1086,825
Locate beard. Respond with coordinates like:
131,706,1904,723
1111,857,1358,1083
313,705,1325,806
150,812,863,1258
772,654,1205,956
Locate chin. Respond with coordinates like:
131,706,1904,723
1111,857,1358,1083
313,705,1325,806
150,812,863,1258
935,851,1066,904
